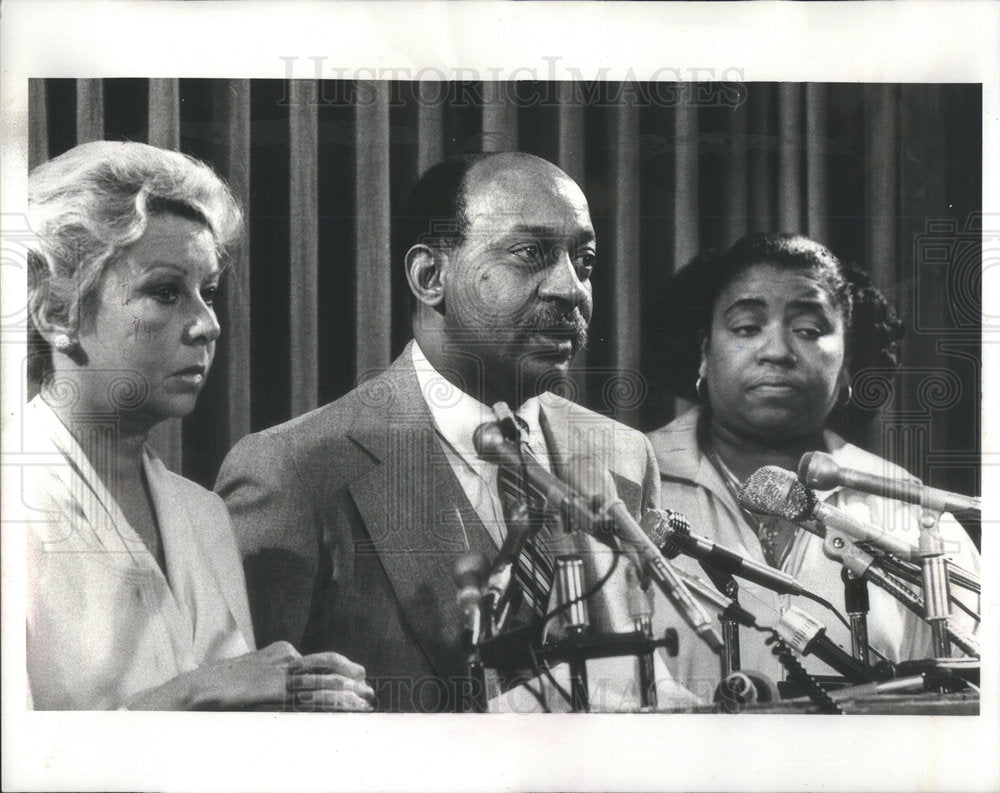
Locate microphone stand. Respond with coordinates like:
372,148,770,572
626,565,657,710
822,528,980,659
841,568,871,668
917,508,952,659
699,564,742,680
554,556,590,712
460,626,488,713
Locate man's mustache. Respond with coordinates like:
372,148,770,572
521,305,589,350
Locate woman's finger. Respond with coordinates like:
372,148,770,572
289,689,376,713
287,672,375,703
290,651,366,679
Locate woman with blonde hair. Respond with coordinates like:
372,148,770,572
25,141,373,711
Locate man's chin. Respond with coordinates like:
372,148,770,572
517,354,575,394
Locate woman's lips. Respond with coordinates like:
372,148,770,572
170,365,207,387
747,380,799,395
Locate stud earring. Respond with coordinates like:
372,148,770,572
53,334,77,354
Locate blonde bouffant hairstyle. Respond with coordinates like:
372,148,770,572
27,140,243,385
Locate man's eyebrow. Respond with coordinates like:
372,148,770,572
507,224,596,243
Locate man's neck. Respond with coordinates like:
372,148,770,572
412,336,531,411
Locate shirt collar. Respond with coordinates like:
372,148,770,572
411,341,545,473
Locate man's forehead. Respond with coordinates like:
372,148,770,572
463,156,593,233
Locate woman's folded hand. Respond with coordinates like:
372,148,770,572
126,641,376,711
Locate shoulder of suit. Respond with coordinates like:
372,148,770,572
540,391,653,467
226,354,416,460
645,407,700,473
541,391,644,434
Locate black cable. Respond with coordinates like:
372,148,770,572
530,642,573,710
949,594,980,623
798,589,891,665
763,632,842,715
521,643,552,712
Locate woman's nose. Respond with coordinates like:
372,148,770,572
185,299,221,345
756,326,796,365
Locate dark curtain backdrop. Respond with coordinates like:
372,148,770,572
27,79,982,529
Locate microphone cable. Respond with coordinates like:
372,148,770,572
763,630,842,715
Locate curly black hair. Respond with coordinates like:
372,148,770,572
654,232,904,439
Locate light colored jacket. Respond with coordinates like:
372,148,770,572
24,397,253,710
647,407,980,700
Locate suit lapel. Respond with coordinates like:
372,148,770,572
346,351,495,679
539,395,642,513
538,395,637,634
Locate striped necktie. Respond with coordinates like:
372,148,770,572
496,416,556,618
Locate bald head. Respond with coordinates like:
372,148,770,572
403,151,596,407
400,151,583,254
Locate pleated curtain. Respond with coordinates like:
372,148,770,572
27,79,982,513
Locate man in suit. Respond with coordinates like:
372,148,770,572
216,152,675,712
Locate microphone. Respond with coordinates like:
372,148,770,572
452,552,489,648
799,451,981,515
776,606,877,683
482,500,534,620
714,670,780,711
473,422,597,534
562,461,725,655
641,508,810,597
738,467,919,561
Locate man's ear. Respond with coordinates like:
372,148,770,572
404,244,446,308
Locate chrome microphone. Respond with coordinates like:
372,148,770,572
799,451,980,515
562,462,726,655
738,466,919,561
641,508,811,597
452,552,489,648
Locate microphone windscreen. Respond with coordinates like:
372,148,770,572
640,509,689,559
798,451,840,490
738,466,816,521
452,551,489,590
472,422,507,460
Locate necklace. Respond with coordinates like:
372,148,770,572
703,438,800,570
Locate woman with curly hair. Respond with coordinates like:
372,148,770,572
25,141,373,711
646,232,979,699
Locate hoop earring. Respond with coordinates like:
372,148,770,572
696,375,708,401
839,383,853,407
53,334,77,354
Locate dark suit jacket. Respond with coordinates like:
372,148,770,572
216,343,660,711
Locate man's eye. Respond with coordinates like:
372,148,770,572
576,253,596,277
512,244,542,261
793,326,822,340
730,324,760,337
201,285,219,307
151,285,180,304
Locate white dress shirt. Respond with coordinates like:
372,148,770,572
411,340,552,552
